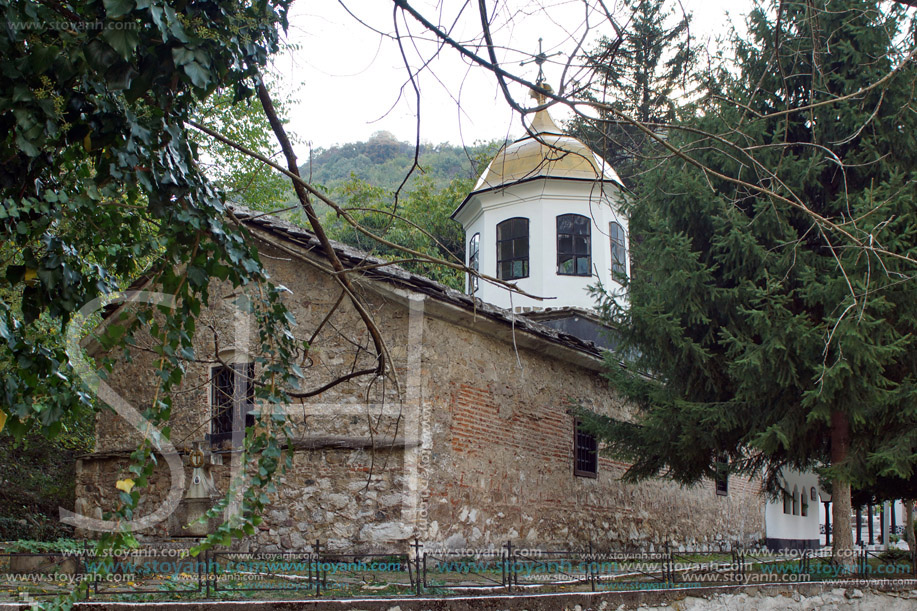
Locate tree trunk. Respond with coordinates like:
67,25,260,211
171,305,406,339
831,410,856,571
868,503,874,545
905,500,915,552
832,479,855,570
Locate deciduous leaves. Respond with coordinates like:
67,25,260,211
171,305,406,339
1,0,304,582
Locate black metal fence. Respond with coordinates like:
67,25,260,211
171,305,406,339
1,539,915,602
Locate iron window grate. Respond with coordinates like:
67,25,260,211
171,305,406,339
574,419,598,478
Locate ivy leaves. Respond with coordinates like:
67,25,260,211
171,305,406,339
103,0,135,19
1,0,305,575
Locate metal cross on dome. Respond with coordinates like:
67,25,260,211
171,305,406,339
519,37,562,88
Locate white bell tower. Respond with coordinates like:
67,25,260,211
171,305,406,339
451,94,628,313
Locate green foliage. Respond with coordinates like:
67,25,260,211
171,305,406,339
0,0,306,590
190,81,295,211
878,548,912,564
568,0,696,186
323,175,468,289
322,144,499,290
4,538,82,553
585,0,917,494
0,419,93,540
1,0,293,430
302,132,498,193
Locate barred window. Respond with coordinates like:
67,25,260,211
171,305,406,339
715,455,728,496
610,221,626,279
468,233,480,294
211,362,255,448
792,486,800,515
496,218,529,280
557,214,591,276
574,419,597,478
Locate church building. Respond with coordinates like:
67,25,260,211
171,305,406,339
73,101,765,553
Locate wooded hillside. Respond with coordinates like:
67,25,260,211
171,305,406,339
300,131,497,192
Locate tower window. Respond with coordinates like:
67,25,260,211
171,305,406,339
557,214,591,276
715,454,728,496
610,221,626,279
574,419,598,478
468,233,480,294
211,362,255,448
496,218,529,280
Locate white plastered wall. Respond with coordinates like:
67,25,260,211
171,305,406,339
765,469,822,547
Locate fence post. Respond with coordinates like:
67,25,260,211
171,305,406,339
505,540,514,593
82,541,91,601
81,539,90,601
205,550,211,599
307,547,313,593
314,539,322,596
912,545,916,577
501,546,506,588
735,546,742,583
858,542,866,577
669,543,677,584
730,545,735,583
731,545,737,583
412,538,422,596
738,543,745,583
589,541,596,592
662,543,668,583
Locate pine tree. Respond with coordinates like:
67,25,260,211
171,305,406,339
587,0,917,565
569,0,695,186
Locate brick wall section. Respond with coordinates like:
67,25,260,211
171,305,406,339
451,383,570,462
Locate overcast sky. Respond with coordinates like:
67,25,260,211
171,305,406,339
273,0,749,155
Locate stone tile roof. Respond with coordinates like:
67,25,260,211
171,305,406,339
231,206,605,364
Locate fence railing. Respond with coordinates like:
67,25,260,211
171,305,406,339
1,539,915,602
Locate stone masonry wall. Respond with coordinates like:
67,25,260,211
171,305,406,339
76,230,764,554
77,238,412,549
74,446,406,549
419,312,764,551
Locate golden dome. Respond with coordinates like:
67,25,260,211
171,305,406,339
472,108,624,191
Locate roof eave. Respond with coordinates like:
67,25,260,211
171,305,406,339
232,206,606,366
